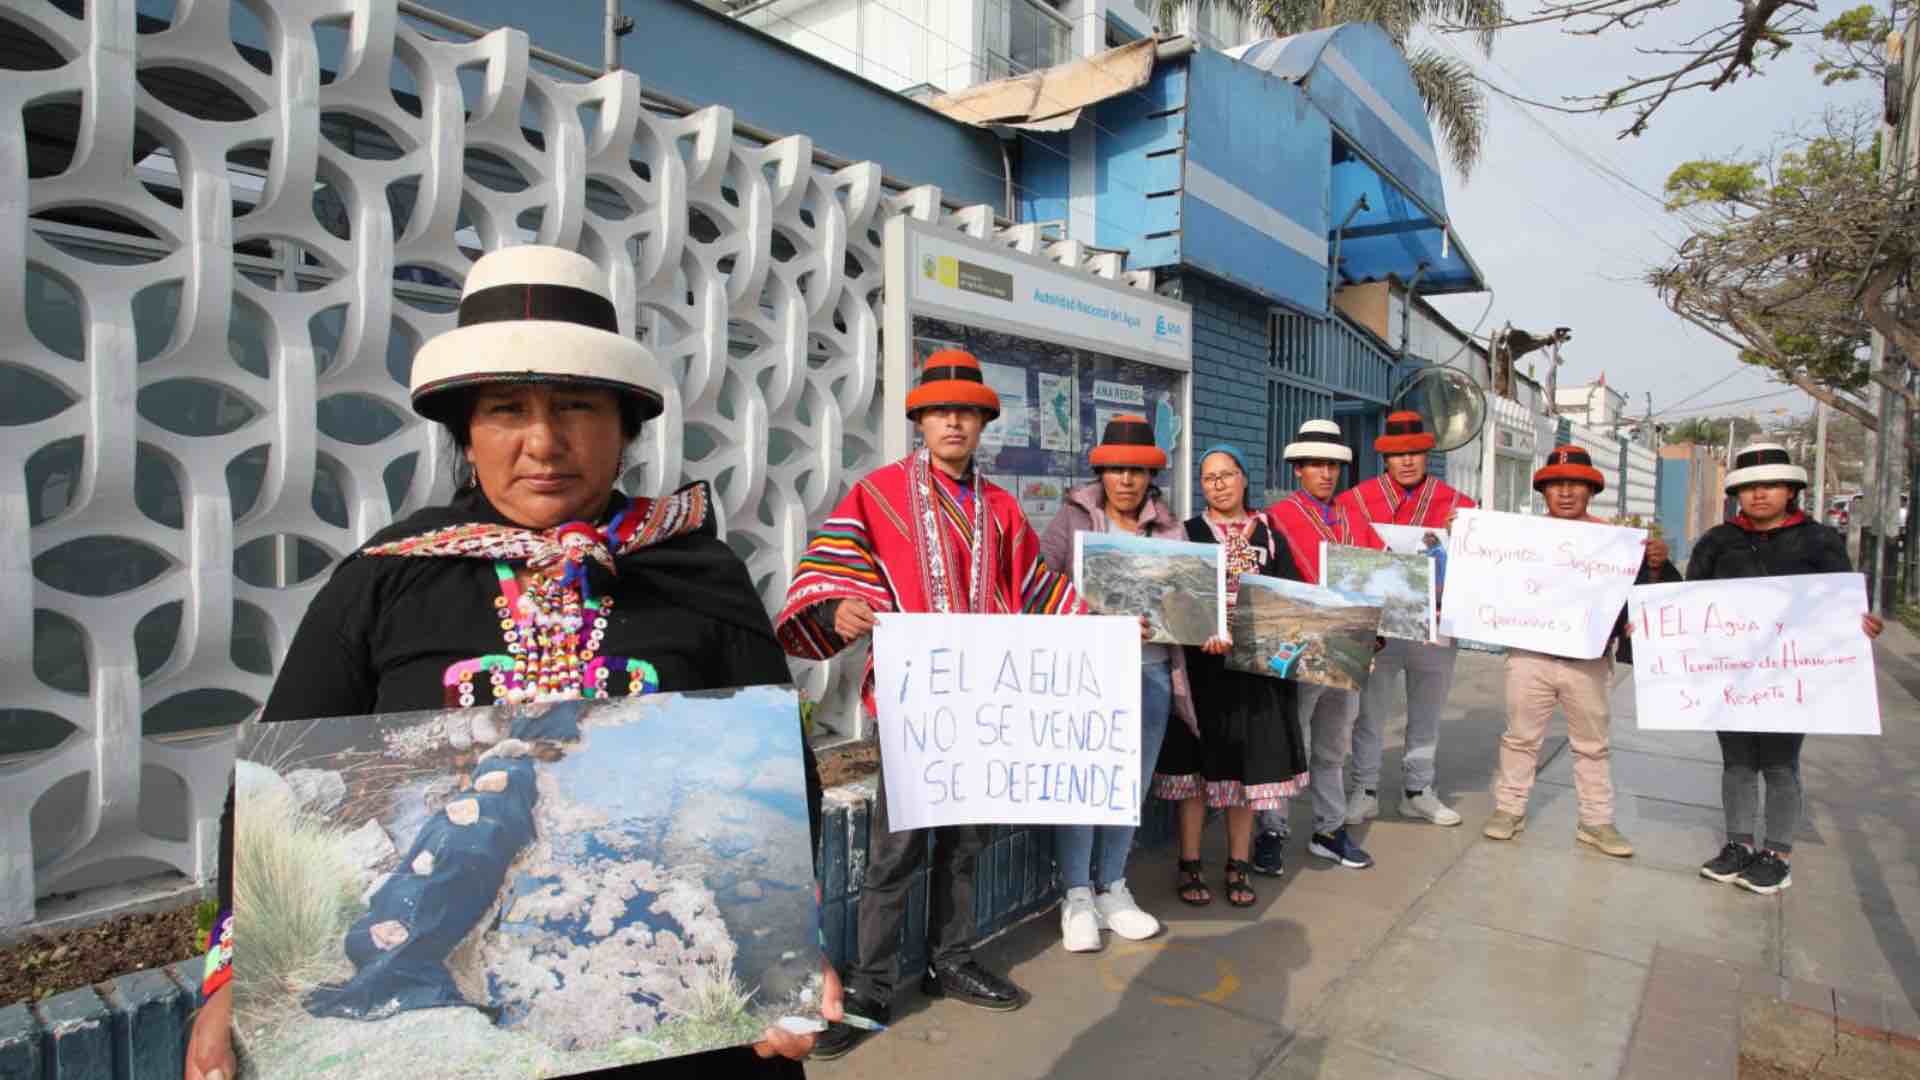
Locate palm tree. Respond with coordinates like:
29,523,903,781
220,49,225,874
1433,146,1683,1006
1164,0,1505,178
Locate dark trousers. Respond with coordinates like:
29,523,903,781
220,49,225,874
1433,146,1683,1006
851,765,986,1001
1717,731,1806,853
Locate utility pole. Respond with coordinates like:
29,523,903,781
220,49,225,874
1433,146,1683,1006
605,0,635,72
1813,400,1828,522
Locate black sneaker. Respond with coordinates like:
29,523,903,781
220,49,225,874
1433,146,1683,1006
921,958,1024,1011
1308,827,1374,869
1699,842,1753,884
1251,830,1286,877
1736,850,1792,895
809,989,888,1060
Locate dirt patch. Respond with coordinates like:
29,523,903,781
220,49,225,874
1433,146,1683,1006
0,905,202,1006
817,741,880,788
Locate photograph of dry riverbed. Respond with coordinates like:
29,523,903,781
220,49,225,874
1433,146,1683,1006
231,688,820,1078
1075,532,1226,645
1226,574,1382,691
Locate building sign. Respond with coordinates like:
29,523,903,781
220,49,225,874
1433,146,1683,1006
886,218,1196,531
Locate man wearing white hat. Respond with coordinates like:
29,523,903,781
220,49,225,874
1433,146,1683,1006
1688,443,1882,895
1261,420,1386,871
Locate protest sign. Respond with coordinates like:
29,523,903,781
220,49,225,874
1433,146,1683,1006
1323,541,1436,643
1438,510,1646,659
1629,573,1880,734
1075,531,1226,645
872,613,1143,831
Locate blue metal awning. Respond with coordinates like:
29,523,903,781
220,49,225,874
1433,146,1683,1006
1330,136,1484,295
1228,25,1486,297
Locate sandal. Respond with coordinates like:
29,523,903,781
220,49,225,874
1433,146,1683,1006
1224,859,1257,908
1176,858,1212,906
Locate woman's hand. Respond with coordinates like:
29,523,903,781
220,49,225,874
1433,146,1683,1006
753,957,846,1061
1139,615,1154,641
1864,612,1885,640
1201,634,1231,655
833,600,878,641
184,985,236,1080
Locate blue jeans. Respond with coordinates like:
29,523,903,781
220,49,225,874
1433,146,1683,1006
1055,660,1173,889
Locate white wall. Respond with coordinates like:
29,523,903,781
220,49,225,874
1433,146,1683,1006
744,0,985,93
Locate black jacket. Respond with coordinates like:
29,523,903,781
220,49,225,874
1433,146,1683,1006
1613,555,1683,665
1687,515,1853,581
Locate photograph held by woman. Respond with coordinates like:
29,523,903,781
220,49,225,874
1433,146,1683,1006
183,245,837,1080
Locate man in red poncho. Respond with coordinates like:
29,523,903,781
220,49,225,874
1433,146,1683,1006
1261,419,1385,873
1334,411,1474,830
776,349,1082,1060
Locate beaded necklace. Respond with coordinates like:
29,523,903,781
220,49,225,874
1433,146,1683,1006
465,560,614,705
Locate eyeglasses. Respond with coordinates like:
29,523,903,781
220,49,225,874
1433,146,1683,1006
1200,472,1242,487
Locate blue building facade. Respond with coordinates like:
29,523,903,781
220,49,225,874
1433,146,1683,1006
1015,25,1487,498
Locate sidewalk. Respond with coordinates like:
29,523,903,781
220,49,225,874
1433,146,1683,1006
812,628,1920,1080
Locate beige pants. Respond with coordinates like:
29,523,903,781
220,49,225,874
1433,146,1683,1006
1496,649,1615,826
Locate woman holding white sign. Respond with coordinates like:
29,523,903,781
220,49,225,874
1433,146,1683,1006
1685,444,1883,896
1151,445,1310,908
1039,415,1190,951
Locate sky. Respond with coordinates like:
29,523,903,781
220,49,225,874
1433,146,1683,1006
1417,1,1882,427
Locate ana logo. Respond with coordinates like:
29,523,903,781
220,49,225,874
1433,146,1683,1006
1154,314,1185,339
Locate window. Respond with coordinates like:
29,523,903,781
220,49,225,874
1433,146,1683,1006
980,0,1072,80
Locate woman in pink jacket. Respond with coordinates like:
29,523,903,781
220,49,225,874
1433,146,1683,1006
1038,415,1194,952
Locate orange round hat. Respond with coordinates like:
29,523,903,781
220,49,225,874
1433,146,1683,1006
905,349,1001,420
1089,414,1167,469
1375,410,1436,454
1532,444,1605,493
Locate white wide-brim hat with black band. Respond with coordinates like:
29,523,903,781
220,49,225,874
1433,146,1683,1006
1724,442,1808,494
409,245,666,425
1283,418,1353,464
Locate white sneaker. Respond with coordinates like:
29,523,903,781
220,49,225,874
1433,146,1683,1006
1400,787,1463,826
1093,881,1161,941
1345,789,1379,826
1061,887,1103,953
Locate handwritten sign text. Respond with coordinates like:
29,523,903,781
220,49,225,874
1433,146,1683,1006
872,614,1143,830
1438,510,1646,659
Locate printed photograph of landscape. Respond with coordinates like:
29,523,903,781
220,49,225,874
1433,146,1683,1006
1322,542,1437,644
1226,574,1382,691
1075,532,1226,645
231,689,820,1078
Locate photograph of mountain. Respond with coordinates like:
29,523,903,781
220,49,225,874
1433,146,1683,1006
1075,532,1225,645
1322,542,1437,644
231,688,820,1078
1226,574,1381,691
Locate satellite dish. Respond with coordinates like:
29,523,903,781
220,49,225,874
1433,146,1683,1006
1389,365,1487,453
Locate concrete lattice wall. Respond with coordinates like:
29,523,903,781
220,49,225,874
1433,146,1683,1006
0,0,1148,929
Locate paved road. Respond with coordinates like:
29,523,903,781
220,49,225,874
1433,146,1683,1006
813,626,1920,1079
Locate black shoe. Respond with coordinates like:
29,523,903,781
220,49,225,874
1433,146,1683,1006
1308,827,1374,869
921,959,1024,1011
1251,830,1287,877
1736,850,1792,895
809,989,889,1061
1700,842,1753,884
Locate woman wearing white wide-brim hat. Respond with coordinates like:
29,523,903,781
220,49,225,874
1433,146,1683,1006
1686,443,1882,898
184,246,838,1079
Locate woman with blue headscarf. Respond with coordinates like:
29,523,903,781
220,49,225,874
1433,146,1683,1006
1151,446,1310,907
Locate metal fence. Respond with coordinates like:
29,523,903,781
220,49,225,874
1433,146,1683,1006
0,0,1150,929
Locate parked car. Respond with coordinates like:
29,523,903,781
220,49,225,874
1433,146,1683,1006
1828,492,1906,535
